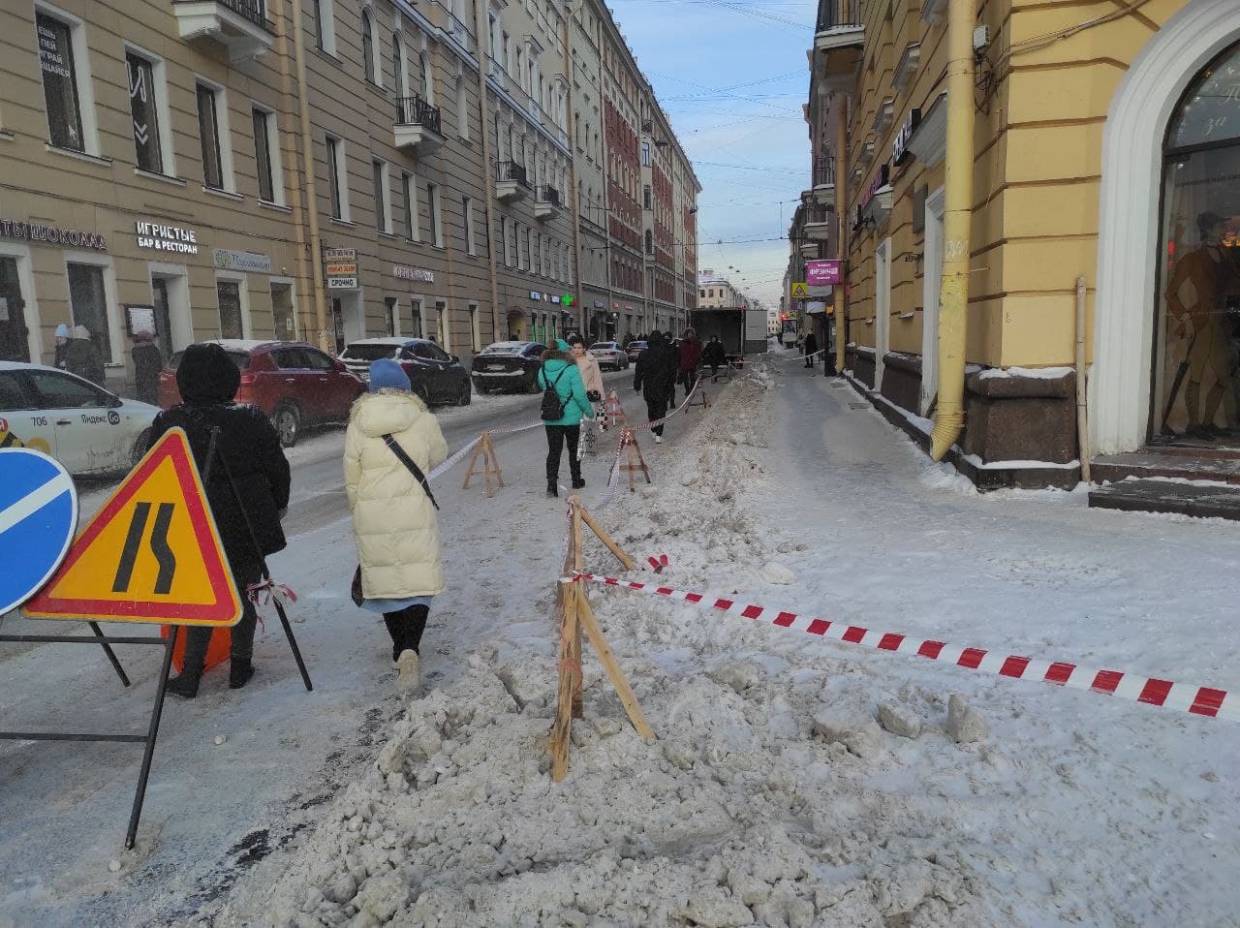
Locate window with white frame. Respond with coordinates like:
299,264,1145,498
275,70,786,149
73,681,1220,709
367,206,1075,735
125,49,172,175
402,170,419,241
532,231,540,276
516,222,525,270
427,182,443,246
372,159,391,232
418,45,433,104
252,106,284,204
326,135,349,220
35,7,98,155
456,73,469,140
393,32,408,97
435,300,448,348
313,0,337,54
66,261,113,362
196,82,233,191
502,218,513,266
463,195,476,255
524,227,532,272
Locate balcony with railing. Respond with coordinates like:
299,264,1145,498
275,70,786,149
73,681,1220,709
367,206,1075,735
805,155,836,208
535,185,561,220
495,161,531,202
802,204,834,241
172,0,273,60
814,0,863,55
444,12,474,54
395,96,444,153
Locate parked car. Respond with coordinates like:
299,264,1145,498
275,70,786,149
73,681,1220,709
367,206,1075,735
158,339,364,447
0,361,158,475
470,341,546,394
590,341,629,371
341,337,472,407
625,340,648,363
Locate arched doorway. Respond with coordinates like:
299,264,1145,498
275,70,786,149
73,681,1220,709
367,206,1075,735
1091,0,1240,455
1153,42,1240,444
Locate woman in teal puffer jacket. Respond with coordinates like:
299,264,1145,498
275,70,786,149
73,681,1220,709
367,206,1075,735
536,338,593,497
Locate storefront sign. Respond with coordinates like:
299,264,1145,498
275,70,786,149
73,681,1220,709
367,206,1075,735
529,291,542,300
892,108,921,166
551,295,561,304
136,221,199,255
806,259,843,286
0,218,106,251
214,249,272,273
593,300,605,309
858,164,891,214
393,264,433,283
324,247,358,290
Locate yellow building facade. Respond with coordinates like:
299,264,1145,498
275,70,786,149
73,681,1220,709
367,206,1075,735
809,0,1240,489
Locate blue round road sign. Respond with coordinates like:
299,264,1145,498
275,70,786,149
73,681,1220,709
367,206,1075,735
0,448,78,615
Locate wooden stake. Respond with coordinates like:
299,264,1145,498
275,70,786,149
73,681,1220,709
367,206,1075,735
578,506,636,571
549,581,580,782
462,431,505,497
573,583,655,741
569,498,585,720
688,380,710,410
618,428,651,492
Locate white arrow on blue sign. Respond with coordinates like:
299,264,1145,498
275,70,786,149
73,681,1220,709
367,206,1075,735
0,448,78,616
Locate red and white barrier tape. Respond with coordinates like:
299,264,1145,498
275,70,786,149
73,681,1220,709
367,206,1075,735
568,573,1237,721
620,375,703,431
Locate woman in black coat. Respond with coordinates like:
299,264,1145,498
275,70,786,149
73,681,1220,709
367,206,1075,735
147,343,291,697
803,331,818,368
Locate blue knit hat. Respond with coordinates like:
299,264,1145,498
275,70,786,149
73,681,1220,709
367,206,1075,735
368,358,411,393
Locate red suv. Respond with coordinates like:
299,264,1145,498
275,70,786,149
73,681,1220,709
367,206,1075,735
157,339,364,446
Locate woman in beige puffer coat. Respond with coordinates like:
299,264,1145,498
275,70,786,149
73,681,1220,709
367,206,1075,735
344,358,448,692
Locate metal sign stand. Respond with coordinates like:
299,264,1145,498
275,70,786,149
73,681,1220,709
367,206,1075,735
0,618,178,849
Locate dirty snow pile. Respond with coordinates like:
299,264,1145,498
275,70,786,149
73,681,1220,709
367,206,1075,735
210,373,1001,928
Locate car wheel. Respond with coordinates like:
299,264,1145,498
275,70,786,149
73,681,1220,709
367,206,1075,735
273,403,301,448
414,382,431,405
458,381,472,406
131,428,152,467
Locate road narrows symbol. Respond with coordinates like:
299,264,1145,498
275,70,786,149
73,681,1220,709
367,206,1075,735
111,502,177,595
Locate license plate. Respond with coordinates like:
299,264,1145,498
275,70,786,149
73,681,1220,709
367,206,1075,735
486,365,506,371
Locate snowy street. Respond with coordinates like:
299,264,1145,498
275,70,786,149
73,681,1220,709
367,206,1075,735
4,361,1240,927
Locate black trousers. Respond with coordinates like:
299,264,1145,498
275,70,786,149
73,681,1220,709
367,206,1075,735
182,561,261,674
680,369,698,393
545,424,582,485
645,394,669,437
804,353,815,368
384,604,429,659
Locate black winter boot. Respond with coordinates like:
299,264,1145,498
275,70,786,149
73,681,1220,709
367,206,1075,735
166,672,201,699
547,483,558,498
167,627,210,699
229,660,255,689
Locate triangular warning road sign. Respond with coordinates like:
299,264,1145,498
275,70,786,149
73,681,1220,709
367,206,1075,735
24,428,242,626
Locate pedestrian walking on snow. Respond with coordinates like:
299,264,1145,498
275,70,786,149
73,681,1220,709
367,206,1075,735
538,338,593,496
568,334,604,457
633,330,678,443
803,331,818,369
344,359,448,694
678,328,702,395
150,342,292,698
702,335,726,379
64,324,105,385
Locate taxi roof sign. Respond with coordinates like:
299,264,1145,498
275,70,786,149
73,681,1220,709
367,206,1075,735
24,428,242,626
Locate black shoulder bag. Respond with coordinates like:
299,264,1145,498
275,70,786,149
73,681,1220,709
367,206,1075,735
351,434,440,607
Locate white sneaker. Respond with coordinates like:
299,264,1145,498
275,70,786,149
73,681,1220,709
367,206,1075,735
654,434,663,444
396,650,421,694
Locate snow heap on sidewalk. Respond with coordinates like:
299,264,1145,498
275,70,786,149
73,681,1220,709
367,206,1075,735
221,375,992,928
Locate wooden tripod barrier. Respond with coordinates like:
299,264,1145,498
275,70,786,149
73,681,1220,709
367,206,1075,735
688,378,710,410
604,390,627,428
618,428,652,491
461,431,504,497
550,497,649,782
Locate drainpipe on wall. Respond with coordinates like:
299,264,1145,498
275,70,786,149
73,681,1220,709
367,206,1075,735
929,0,978,461
289,0,331,353
474,0,504,344
833,93,849,376
563,3,587,337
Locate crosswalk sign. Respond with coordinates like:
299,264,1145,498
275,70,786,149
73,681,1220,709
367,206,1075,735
790,281,810,299
24,428,242,626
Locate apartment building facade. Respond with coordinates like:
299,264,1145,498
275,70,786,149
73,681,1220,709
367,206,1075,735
1,0,696,395
801,0,1240,489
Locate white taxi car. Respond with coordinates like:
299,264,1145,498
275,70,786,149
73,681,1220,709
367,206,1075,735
0,361,159,476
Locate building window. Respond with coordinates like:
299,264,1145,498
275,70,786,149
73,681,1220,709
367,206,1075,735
503,218,513,266
362,11,378,85
385,297,398,336
463,196,476,255
641,141,651,166
393,32,407,96
216,279,244,339
419,48,433,104
313,0,336,54
456,74,469,140
643,185,652,210
327,135,349,220
67,262,111,363
427,182,443,246
435,300,448,348
402,171,418,240
252,107,278,203
469,302,480,351
36,10,88,153
126,52,163,173
196,84,225,190
372,159,391,232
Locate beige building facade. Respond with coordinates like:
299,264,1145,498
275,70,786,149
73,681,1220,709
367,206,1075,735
0,0,696,397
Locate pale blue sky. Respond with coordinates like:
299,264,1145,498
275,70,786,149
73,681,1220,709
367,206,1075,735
609,0,817,307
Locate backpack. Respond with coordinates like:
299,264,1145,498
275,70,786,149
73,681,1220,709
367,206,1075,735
540,363,568,420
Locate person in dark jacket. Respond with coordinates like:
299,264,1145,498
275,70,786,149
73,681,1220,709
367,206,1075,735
64,324,106,385
131,333,163,406
702,335,726,378
633,330,678,443
803,331,818,369
677,328,703,394
53,324,70,369
148,342,291,697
